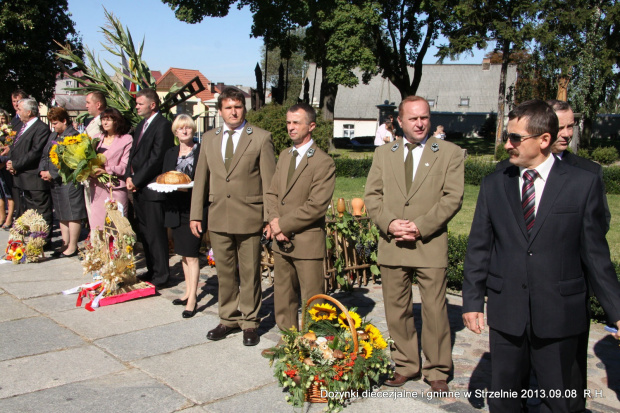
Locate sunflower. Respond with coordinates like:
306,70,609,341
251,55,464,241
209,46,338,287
49,145,60,167
125,246,133,253
338,311,361,329
360,340,373,359
13,248,23,261
309,303,337,321
364,324,388,349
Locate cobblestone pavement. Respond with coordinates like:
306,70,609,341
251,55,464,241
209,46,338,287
0,227,619,412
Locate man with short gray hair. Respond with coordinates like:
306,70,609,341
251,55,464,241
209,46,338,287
6,98,52,229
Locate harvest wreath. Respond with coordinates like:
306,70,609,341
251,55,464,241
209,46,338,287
262,294,392,411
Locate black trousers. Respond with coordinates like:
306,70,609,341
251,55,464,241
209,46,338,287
489,326,579,413
132,192,169,285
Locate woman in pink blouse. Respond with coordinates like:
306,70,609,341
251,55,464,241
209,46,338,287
88,108,133,233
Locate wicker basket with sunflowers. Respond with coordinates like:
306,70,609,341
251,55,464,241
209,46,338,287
262,294,392,411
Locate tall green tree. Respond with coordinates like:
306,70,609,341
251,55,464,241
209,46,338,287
438,0,538,158
163,0,380,120
0,0,82,109
537,0,620,145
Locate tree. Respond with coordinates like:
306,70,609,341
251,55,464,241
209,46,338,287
0,0,82,109
162,0,380,120
438,0,538,159
536,0,620,145
260,41,307,105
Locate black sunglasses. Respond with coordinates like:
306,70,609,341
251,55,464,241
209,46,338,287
503,132,543,143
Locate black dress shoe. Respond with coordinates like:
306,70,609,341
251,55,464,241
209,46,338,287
51,250,64,258
182,304,197,318
172,298,188,306
243,328,260,346
207,324,240,341
383,372,420,387
61,250,79,258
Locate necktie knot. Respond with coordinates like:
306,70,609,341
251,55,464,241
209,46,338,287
405,142,418,151
523,169,537,182
292,149,299,158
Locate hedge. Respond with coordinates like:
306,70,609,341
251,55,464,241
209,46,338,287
333,156,620,194
445,233,619,324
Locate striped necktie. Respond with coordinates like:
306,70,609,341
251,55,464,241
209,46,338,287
522,169,538,235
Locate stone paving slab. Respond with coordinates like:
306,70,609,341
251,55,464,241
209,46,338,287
0,275,88,300
24,292,89,314
200,383,311,413
0,316,85,361
0,293,39,322
132,338,276,404
47,295,189,340
0,346,126,398
95,312,220,361
0,369,191,413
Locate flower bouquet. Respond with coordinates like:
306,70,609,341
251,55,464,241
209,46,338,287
4,209,49,263
262,294,391,411
0,123,16,146
49,133,118,186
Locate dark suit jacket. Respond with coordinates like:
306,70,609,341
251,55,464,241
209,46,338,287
162,144,206,228
126,113,174,201
496,152,611,232
9,118,50,190
39,126,78,181
11,115,22,130
464,159,620,339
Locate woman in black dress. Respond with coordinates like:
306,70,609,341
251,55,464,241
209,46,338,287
0,109,15,229
39,107,87,257
162,114,206,318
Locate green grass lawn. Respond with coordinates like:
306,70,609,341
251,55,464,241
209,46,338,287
335,177,619,262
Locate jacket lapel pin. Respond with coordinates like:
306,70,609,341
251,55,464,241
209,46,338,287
215,127,222,135
431,143,439,152
246,126,253,135
391,142,399,152
307,148,315,158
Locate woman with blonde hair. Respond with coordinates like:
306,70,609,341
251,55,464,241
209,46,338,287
162,114,206,318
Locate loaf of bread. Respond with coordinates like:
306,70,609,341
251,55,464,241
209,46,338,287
155,171,191,185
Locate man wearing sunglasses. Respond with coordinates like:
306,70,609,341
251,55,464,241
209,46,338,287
463,99,620,412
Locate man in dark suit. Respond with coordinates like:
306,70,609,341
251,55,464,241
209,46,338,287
190,87,276,346
10,89,28,129
495,100,611,412
6,98,51,229
463,100,620,412
265,103,335,334
364,96,464,392
126,88,174,287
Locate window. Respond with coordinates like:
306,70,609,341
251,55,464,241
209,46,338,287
343,124,354,139
459,97,470,107
427,99,436,108
65,80,72,87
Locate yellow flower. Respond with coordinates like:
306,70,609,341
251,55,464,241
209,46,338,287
126,246,133,253
105,217,111,225
364,324,387,349
338,311,361,329
309,303,337,321
13,248,23,261
49,145,60,167
360,340,373,359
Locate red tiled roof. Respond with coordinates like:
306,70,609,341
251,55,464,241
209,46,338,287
151,71,162,81
156,68,217,102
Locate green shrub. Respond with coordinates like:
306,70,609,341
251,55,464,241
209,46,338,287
590,261,620,323
577,148,591,159
464,158,496,185
246,103,331,155
495,145,510,161
603,166,620,195
591,146,619,165
447,232,469,290
333,157,373,177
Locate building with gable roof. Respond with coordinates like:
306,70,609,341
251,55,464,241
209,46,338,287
302,60,518,141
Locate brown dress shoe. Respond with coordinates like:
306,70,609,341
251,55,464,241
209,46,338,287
243,328,260,346
429,379,449,392
383,372,420,387
206,324,240,341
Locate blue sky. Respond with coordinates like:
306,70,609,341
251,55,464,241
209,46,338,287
68,0,492,87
